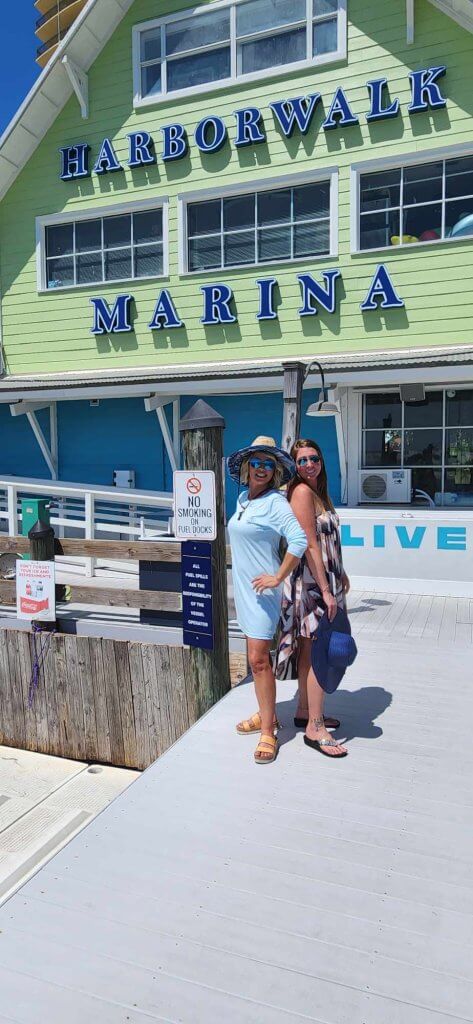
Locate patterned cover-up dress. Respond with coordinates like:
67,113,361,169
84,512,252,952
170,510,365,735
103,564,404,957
275,508,346,680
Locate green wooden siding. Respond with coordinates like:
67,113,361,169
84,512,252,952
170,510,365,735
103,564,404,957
1,0,473,375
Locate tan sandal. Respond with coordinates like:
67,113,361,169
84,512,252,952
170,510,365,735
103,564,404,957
236,711,280,735
254,734,278,765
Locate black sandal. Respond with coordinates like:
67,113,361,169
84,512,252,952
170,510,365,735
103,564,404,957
294,715,340,730
304,735,347,758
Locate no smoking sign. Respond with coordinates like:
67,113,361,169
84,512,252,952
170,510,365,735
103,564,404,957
173,470,217,541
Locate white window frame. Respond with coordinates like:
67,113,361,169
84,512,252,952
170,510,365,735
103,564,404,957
178,168,339,276
360,385,473,506
36,197,169,294
132,0,347,108
351,141,473,255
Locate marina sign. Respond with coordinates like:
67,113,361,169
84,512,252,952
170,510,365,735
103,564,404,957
59,67,447,180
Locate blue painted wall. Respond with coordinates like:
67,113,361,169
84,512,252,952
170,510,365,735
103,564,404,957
0,403,51,478
0,391,341,514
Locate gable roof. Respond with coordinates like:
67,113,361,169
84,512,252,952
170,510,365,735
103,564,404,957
0,0,472,203
0,0,134,202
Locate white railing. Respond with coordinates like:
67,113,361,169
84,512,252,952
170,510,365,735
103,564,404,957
0,476,174,576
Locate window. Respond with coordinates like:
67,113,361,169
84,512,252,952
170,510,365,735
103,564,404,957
40,205,165,290
134,0,345,103
357,153,473,251
362,389,473,506
185,178,333,272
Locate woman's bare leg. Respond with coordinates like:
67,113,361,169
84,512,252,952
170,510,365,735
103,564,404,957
247,638,276,737
305,667,347,756
295,637,311,717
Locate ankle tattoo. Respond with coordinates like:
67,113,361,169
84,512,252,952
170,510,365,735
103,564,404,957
311,716,324,729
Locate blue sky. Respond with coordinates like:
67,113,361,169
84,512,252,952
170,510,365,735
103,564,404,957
0,7,40,134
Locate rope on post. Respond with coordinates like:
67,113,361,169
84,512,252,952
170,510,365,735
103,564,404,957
28,621,57,708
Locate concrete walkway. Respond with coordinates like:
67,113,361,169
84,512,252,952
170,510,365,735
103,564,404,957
0,616,471,1021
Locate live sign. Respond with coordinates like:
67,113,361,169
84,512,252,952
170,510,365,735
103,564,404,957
173,470,217,541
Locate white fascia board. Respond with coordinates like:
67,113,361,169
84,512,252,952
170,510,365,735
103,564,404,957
0,0,134,201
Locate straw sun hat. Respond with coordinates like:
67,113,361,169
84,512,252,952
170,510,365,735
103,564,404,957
226,435,296,484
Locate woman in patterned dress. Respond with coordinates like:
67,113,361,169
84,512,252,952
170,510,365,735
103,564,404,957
275,439,350,757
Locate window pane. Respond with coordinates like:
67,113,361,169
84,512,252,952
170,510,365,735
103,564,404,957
105,248,132,280
167,47,230,91
364,394,402,429
166,10,229,55
258,225,291,261
76,252,102,285
359,209,400,249
404,391,443,427
412,467,441,501
445,428,473,466
140,29,161,63
258,189,291,226
134,243,163,278
294,220,330,256
445,197,473,239
224,230,255,266
294,182,330,220
403,202,442,242
239,27,305,74
133,210,162,244
188,236,221,271
46,256,74,288
445,156,473,200
76,220,101,253
313,18,337,55
104,216,131,250
313,0,338,13
223,195,255,231
404,429,442,465
237,0,305,36
444,469,473,505
360,170,401,213
46,224,73,258
141,63,161,97
188,201,221,236
446,388,473,426
403,162,442,205
363,430,401,466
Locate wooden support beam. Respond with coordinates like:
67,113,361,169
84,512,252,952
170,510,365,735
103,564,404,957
281,361,305,453
0,535,233,565
0,579,181,612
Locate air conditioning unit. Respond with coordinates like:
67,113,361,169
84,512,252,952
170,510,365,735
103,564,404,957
359,468,412,503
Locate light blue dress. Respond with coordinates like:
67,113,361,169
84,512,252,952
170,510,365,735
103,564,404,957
228,488,307,640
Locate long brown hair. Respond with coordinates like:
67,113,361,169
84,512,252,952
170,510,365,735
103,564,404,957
287,438,335,512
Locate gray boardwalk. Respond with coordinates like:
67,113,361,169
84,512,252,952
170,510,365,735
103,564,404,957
0,600,471,1023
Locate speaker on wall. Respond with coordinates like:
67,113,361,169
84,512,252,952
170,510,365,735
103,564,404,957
400,384,426,403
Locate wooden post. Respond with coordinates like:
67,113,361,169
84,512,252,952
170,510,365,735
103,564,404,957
28,518,59,626
282,360,305,453
180,399,230,716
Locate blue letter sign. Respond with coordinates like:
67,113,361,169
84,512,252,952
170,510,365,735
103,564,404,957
90,295,133,335
361,265,404,310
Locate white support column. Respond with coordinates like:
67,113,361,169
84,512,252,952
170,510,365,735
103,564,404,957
26,410,58,480
156,407,178,473
346,389,362,508
84,491,95,577
172,399,180,467
7,485,18,536
336,387,349,506
49,402,58,478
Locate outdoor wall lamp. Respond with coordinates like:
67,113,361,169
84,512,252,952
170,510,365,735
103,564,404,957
304,360,339,416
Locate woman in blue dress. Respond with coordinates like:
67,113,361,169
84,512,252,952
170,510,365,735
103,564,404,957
227,436,307,764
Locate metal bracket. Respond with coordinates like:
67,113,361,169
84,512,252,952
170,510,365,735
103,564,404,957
62,55,89,119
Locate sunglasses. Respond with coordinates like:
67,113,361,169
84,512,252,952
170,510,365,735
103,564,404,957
248,458,276,471
297,455,321,467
